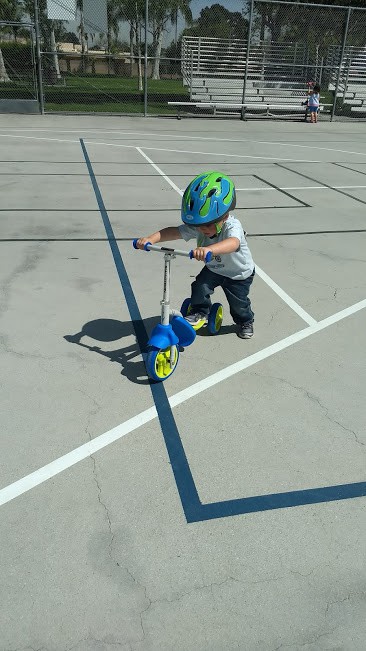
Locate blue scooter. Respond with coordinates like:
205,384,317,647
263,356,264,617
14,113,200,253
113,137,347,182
133,240,223,381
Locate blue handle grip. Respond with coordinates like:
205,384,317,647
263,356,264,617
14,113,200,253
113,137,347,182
132,239,152,251
189,250,212,263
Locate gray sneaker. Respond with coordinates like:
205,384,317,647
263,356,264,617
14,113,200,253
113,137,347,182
185,312,208,328
237,322,254,339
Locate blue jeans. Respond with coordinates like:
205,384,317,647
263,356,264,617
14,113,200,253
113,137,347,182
190,266,255,325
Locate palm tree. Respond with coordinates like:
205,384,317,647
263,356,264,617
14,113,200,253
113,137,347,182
107,0,125,53
0,0,24,82
135,0,144,90
119,0,140,78
75,0,87,59
149,0,192,80
0,48,11,82
24,0,66,80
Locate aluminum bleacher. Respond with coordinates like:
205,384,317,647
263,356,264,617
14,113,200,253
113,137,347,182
177,37,329,118
327,45,366,116
173,36,366,119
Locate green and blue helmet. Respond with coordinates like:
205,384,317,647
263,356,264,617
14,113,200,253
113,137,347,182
181,171,236,226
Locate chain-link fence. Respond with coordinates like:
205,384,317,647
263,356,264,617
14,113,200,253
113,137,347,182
1,1,366,119
0,21,39,113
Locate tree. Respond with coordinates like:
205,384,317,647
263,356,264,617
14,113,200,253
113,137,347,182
106,0,125,54
0,0,24,40
118,0,141,78
0,47,10,82
75,0,87,55
149,0,192,80
184,4,248,40
0,0,25,81
252,0,366,45
22,0,67,79
62,31,80,45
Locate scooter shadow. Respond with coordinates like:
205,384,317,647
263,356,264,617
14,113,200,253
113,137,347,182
195,323,237,336
64,317,161,385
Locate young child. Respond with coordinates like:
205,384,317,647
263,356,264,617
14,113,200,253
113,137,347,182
136,171,255,339
307,84,320,123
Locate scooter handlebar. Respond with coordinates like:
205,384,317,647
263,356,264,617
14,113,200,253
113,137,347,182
133,239,212,263
189,250,212,263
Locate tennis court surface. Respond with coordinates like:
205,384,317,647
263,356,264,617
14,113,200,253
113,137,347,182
1,114,365,650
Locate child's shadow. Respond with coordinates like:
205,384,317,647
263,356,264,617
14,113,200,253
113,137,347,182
64,317,160,385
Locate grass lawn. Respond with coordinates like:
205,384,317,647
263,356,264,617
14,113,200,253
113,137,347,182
43,75,189,113
45,101,179,114
60,75,187,94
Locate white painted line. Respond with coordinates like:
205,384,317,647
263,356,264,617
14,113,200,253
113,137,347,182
170,297,366,407
129,145,314,163
333,185,366,189
136,147,183,195
135,147,317,326
1,297,365,507
255,265,317,326
0,133,317,163
0,133,84,146
237,185,366,191
236,186,323,191
0,407,157,507
2,127,366,159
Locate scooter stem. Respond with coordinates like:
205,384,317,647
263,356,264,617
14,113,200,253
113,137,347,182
161,253,172,325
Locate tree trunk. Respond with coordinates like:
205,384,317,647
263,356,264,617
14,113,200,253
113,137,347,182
50,28,61,80
79,9,87,54
260,10,265,41
152,27,164,80
129,23,134,77
136,20,143,91
0,47,11,83
78,8,87,73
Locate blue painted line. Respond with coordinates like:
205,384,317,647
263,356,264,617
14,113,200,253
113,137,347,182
189,481,366,523
81,138,366,524
80,139,201,522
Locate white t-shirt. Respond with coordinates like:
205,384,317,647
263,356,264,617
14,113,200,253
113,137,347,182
308,92,320,107
178,214,254,280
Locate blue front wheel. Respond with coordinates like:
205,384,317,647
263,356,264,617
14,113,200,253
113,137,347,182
146,346,180,381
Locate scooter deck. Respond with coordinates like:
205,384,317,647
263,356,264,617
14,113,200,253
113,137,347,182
190,316,208,332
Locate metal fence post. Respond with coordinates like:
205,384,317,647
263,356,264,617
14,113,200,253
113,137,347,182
33,0,44,114
144,0,148,117
331,7,351,122
241,0,254,120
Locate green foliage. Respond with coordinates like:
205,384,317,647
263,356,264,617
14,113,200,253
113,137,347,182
62,32,80,45
254,0,366,46
298,0,366,6
0,40,33,72
0,0,23,22
184,4,248,40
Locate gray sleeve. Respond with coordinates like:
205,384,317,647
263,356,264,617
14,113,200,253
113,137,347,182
223,220,243,245
178,224,197,242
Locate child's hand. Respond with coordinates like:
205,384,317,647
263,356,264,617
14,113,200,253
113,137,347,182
135,237,151,250
192,246,212,261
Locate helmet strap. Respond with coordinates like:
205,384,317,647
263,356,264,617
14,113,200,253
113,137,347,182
215,222,222,235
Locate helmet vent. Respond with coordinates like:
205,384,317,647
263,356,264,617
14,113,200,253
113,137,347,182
189,199,194,210
216,177,222,182
208,188,216,197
